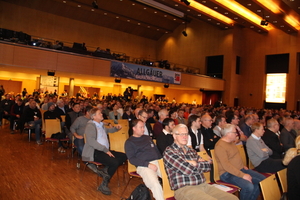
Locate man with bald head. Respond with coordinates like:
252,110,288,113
153,109,169,138
280,117,296,151
261,118,284,159
200,114,220,155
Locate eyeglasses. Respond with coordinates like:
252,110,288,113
174,133,189,136
140,115,147,119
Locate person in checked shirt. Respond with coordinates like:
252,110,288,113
163,124,238,200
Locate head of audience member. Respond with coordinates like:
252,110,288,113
226,113,239,125
201,114,213,129
190,107,196,115
251,122,264,137
138,109,148,123
116,101,122,109
132,119,145,137
147,109,154,118
172,124,189,148
85,105,93,118
252,114,259,123
215,115,227,129
43,97,49,104
169,110,177,120
16,98,23,106
56,99,64,108
96,103,103,111
178,109,184,118
5,94,11,100
111,103,118,111
158,109,169,122
103,102,108,109
244,114,254,126
29,100,37,109
134,108,142,119
295,135,300,149
282,148,299,165
221,124,238,142
188,115,201,130
266,118,279,133
124,105,132,114
72,103,81,113
284,117,295,131
48,102,55,111
294,119,300,131
83,100,90,108
90,108,102,122
162,118,175,133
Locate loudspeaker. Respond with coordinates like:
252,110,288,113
47,71,55,76
115,78,121,83
164,84,169,88
200,88,204,92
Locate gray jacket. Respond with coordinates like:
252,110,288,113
82,120,118,162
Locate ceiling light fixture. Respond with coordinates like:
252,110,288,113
182,20,188,37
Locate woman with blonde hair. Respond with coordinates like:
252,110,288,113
283,147,300,200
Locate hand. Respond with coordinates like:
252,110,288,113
75,135,83,139
261,148,268,153
34,117,39,121
4,111,8,115
242,174,252,183
186,160,197,167
106,151,115,158
115,124,122,130
148,163,157,172
243,166,249,170
16,115,20,118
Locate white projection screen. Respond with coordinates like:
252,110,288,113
265,73,286,103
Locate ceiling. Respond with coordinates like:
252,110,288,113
3,0,300,40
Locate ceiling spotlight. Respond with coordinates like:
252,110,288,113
180,0,190,6
92,0,98,9
260,19,268,26
182,30,187,36
182,19,188,37
164,84,169,88
115,78,121,83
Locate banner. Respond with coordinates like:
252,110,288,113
110,61,181,84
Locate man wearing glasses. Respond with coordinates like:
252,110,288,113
215,124,265,200
128,109,153,137
163,124,237,200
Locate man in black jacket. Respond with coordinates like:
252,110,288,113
10,98,24,134
0,94,13,126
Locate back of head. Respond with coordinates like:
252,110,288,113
296,135,300,149
251,122,262,133
283,148,298,165
215,115,225,126
221,124,235,137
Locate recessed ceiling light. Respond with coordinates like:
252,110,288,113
273,21,277,23
208,19,211,21
247,4,251,6
202,1,206,3
91,9,94,11
132,3,135,5
187,9,190,12
173,19,176,20
63,1,66,3
116,16,119,18
182,21,185,24
154,11,157,13
127,20,130,22
266,16,270,18
165,31,168,33
214,7,218,9
225,27,228,29
175,4,178,6
157,29,160,31
250,26,254,28
198,14,201,16
258,30,261,32
234,17,238,20
77,5,81,7
104,13,107,15
164,15,167,17
224,12,228,15
138,23,141,25
147,26,150,28
288,30,290,31
280,25,285,27
217,23,220,25
144,7,147,9
257,10,261,12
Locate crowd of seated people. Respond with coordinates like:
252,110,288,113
2,87,300,198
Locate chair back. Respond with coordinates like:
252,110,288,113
60,115,66,122
259,174,281,200
158,159,174,200
150,123,155,130
127,161,137,173
108,120,129,153
40,109,47,132
236,144,247,166
277,168,287,193
248,159,255,170
210,150,220,182
44,119,61,138
197,151,211,183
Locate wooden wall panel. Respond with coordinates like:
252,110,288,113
0,80,22,95
0,43,14,66
13,46,57,70
56,54,93,74
181,74,225,91
92,59,111,77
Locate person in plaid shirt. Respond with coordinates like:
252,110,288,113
163,124,238,200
